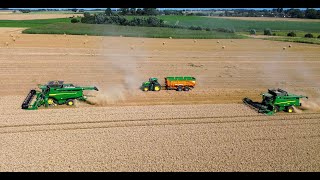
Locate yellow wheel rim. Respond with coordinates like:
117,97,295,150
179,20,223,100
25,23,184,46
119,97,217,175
154,86,160,91
144,87,148,91
48,98,54,105
68,101,73,106
289,108,293,113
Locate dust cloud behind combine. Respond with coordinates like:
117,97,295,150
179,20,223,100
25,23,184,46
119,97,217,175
84,37,145,106
261,50,320,113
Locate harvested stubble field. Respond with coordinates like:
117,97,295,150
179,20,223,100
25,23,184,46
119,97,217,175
0,28,319,171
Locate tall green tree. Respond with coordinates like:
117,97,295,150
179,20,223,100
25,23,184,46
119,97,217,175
143,8,159,16
119,8,129,15
129,8,136,15
286,8,304,18
105,8,112,16
136,8,143,15
305,8,318,19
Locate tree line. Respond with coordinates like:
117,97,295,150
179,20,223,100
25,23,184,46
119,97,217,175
220,8,320,19
79,12,235,33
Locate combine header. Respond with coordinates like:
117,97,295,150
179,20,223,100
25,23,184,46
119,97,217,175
141,76,196,92
243,88,308,115
22,81,98,110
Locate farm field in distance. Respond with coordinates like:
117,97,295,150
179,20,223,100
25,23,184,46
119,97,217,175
0,11,319,172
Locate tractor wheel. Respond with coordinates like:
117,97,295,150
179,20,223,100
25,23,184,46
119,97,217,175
184,86,190,91
143,87,149,92
177,86,183,91
287,106,294,113
66,99,75,106
154,85,161,91
274,106,280,113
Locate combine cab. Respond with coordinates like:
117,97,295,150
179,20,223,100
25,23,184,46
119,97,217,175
243,88,308,115
22,81,99,110
141,76,196,91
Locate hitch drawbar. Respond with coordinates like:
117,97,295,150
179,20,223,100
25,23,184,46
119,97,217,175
21,90,36,109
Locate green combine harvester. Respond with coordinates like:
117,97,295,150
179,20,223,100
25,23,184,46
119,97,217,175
243,88,308,115
22,81,99,110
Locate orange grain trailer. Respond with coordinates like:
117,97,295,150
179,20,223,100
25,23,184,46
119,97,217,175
165,76,196,91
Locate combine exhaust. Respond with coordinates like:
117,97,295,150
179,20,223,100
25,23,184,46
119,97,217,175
21,90,37,109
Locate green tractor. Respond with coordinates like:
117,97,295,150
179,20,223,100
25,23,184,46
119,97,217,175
22,81,99,110
141,77,162,91
243,88,308,115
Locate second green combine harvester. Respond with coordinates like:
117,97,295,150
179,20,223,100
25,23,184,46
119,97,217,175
22,81,99,110
243,88,308,115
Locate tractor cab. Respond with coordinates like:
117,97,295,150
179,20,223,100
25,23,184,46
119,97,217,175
149,77,158,83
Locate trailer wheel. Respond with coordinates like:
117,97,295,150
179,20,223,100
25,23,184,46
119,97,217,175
287,106,294,113
177,86,182,91
66,99,75,106
184,86,190,91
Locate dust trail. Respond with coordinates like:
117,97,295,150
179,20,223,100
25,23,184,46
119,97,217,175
261,50,320,113
85,36,145,106
291,56,320,112
298,99,320,112
85,85,126,106
292,106,302,113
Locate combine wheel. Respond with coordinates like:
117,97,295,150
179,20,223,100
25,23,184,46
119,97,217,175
287,106,294,113
177,86,183,92
274,106,280,113
47,98,55,106
66,99,75,106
